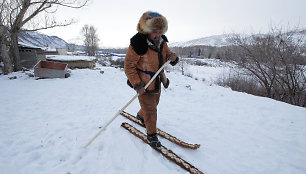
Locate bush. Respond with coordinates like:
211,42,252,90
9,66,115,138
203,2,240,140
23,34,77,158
109,58,124,69
216,70,306,107
216,71,265,96
225,28,306,107
193,60,208,66
97,56,111,66
97,56,125,68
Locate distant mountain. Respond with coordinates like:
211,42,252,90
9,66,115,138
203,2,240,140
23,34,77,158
169,30,306,48
169,34,234,47
18,31,68,49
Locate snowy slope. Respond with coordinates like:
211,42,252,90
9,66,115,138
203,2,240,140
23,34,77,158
169,30,306,47
0,60,306,174
18,31,68,48
169,34,234,47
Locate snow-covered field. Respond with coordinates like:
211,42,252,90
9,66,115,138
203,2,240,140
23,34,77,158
0,57,305,174
170,58,237,85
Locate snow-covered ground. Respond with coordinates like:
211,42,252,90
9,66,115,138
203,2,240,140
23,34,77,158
0,58,305,174
169,58,237,85
46,55,96,61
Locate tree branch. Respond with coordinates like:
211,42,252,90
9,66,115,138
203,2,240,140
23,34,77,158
50,0,89,9
20,0,49,27
23,19,74,31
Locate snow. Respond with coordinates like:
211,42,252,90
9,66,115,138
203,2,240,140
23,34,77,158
18,41,42,49
169,30,306,47
168,58,237,85
169,34,234,47
18,31,68,49
43,47,57,52
46,55,96,61
0,59,306,174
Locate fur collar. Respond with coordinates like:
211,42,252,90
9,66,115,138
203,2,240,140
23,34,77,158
130,33,168,55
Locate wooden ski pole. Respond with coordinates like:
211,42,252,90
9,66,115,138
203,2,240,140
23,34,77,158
83,60,171,148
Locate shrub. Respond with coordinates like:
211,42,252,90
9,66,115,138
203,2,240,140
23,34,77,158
226,28,306,107
216,70,306,107
109,58,124,69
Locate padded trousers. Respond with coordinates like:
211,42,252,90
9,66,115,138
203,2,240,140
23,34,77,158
137,92,161,134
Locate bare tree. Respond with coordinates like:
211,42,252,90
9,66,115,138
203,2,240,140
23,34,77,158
231,28,306,107
0,0,13,74
0,24,13,74
82,24,99,56
0,0,88,72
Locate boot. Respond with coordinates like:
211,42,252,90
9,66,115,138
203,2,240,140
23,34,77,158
147,133,161,147
136,114,145,126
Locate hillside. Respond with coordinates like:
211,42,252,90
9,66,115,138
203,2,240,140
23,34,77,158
169,34,234,47
169,30,306,47
18,31,68,48
16,30,305,52
0,57,305,174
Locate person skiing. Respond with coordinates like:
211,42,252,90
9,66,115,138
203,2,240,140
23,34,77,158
124,11,179,147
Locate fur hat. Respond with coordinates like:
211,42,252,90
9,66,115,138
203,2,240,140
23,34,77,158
137,11,168,35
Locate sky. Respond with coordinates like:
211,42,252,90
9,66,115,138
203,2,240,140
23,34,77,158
40,0,306,48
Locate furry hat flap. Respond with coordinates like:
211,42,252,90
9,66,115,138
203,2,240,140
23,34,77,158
137,11,168,34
